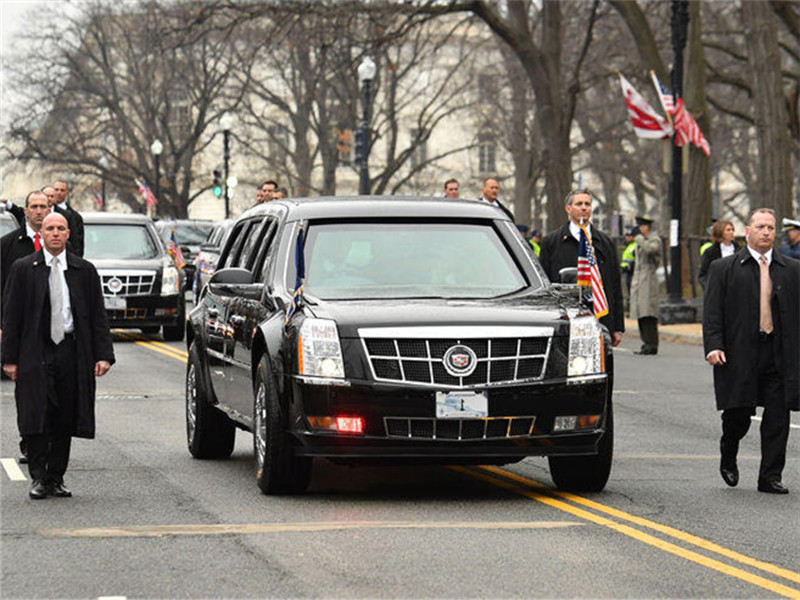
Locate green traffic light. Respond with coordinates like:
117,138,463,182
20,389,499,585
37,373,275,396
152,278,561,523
212,186,222,197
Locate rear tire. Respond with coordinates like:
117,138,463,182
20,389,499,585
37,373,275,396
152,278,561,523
548,401,613,492
254,356,311,494
186,342,235,459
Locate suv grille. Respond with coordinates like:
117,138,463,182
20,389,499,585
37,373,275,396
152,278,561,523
362,337,550,387
385,416,536,440
98,270,156,297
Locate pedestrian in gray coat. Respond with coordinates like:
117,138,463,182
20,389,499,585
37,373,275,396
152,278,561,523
629,215,661,355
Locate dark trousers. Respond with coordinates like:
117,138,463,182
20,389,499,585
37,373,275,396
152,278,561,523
721,335,789,483
638,317,659,352
27,336,77,484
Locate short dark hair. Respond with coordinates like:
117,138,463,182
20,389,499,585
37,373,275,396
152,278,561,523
262,180,278,189
444,178,458,189
564,187,594,207
275,187,289,196
25,190,47,207
482,176,499,186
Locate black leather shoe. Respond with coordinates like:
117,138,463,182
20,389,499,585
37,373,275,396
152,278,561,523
18,453,28,465
29,480,49,500
720,440,738,487
49,481,72,498
634,348,657,355
758,480,789,494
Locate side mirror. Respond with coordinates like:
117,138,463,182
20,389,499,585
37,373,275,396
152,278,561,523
208,268,264,300
558,267,578,284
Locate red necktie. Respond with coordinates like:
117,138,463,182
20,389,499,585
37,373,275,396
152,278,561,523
33,233,41,251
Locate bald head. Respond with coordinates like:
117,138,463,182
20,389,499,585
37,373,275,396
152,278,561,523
41,212,70,255
42,186,57,207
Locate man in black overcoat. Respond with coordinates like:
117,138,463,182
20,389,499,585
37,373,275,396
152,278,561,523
2,212,115,499
1,190,54,462
703,208,799,494
51,180,84,257
539,188,625,347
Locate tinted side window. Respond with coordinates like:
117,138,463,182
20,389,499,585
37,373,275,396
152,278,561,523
220,221,252,269
252,220,279,283
236,218,268,269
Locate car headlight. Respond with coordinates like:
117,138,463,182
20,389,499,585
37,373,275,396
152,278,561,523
298,318,344,378
161,261,180,296
567,316,604,378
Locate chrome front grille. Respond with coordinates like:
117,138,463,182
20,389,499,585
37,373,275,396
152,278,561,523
98,270,156,297
385,416,536,440
361,333,551,388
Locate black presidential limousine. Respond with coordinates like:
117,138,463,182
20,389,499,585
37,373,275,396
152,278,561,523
186,196,614,494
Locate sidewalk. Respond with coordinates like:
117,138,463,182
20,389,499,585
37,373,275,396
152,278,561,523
624,317,703,346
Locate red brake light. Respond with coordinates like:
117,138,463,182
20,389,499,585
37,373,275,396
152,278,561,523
336,416,364,434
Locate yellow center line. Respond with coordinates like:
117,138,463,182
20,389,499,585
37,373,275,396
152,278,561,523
131,340,187,363
452,466,800,599
481,466,800,585
38,520,583,538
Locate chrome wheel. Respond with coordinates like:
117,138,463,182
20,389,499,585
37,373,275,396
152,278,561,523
254,381,267,471
186,361,198,445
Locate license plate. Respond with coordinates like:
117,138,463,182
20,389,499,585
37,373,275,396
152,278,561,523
104,296,126,310
435,391,488,419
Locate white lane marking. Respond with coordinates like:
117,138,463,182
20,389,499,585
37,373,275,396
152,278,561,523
1,458,27,481
752,416,800,430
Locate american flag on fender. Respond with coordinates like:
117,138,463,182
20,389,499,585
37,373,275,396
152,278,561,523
577,226,609,319
618,73,672,139
135,178,158,209
168,228,185,269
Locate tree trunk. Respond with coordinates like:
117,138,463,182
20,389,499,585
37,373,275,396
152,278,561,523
684,0,712,236
741,0,793,215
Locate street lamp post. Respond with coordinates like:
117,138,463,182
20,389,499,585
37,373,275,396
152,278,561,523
357,56,376,195
660,0,696,324
150,139,163,217
220,112,233,219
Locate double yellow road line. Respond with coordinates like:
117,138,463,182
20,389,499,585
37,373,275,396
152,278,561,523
121,332,800,597
113,330,187,363
458,465,800,599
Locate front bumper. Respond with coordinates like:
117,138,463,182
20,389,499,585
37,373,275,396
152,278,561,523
104,294,183,328
287,376,609,461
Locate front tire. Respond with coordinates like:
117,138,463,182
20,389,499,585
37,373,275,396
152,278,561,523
186,342,235,459
254,356,311,495
548,401,613,492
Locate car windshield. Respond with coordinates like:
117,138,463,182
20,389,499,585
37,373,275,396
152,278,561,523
84,224,160,260
162,223,214,245
302,222,529,300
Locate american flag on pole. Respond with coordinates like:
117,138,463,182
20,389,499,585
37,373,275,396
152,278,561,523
577,226,609,319
135,178,158,210
168,227,185,269
672,98,711,157
618,73,672,139
651,72,675,114
651,72,710,156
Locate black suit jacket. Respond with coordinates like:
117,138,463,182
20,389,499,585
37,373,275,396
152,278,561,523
703,247,799,411
0,227,35,298
539,221,625,335
1,250,115,437
54,204,84,257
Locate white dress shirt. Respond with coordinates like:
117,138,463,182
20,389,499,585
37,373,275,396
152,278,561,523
42,248,74,334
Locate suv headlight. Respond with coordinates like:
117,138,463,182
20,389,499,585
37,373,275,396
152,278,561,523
161,260,180,296
567,316,604,378
298,318,344,378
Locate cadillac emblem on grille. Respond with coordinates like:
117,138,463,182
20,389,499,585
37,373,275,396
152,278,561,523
107,277,124,294
442,344,477,377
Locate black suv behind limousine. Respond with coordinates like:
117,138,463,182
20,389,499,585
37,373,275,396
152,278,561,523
186,197,613,494
83,213,185,341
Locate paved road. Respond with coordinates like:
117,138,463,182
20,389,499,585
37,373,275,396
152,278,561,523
1,331,798,598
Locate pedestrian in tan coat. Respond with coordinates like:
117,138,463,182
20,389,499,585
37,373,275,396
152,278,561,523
629,215,661,355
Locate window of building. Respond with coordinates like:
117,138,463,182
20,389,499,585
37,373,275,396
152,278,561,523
410,128,427,170
478,131,496,174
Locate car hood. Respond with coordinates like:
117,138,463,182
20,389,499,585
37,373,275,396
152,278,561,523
86,257,165,271
305,290,575,338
